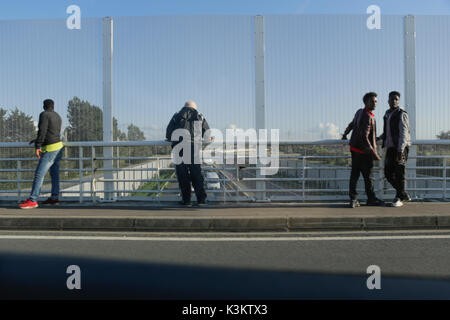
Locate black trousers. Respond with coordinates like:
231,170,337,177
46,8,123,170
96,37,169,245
349,151,376,201
384,147,409,199
175,163,207,202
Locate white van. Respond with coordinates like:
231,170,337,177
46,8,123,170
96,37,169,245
206,172,220,190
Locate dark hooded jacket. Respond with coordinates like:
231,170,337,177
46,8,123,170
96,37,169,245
165,106,210,148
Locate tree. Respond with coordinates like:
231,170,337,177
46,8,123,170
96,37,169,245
0,108,7,141
127,124,146,141
66,97,128,142
437,130,450,140
114,117,127,141
65,97,151,167
66,97,103,141
436,130,450,164
0,108,36,142
0,108,37,185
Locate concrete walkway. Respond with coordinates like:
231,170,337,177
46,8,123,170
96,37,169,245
0,201,449,232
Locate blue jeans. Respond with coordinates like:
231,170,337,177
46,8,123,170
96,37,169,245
29,148,63,202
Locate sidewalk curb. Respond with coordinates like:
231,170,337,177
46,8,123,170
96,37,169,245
0,215,448,232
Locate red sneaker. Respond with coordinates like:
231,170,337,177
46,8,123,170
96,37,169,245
19,199,38,209
42,198,59,205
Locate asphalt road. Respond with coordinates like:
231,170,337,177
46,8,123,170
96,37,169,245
1,230,450,299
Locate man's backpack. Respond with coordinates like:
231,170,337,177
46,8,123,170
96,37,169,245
166,110,204,146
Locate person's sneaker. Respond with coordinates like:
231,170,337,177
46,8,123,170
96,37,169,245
41,198,59,205
401,193,411,202
391,198,404,207
349,200,360,208
366,198,385,206
18,199,38,209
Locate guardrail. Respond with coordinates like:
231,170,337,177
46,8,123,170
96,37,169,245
0,140,448,203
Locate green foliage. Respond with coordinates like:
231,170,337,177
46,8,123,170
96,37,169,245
113,117,127,141
134,171,174,197
0,108,37,190
66,97,103,142
126,123,148,159
0,107,36,142
65,96,144,143
127,124,145,141
437,130,450,140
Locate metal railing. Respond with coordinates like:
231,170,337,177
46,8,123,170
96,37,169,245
0,140,448,203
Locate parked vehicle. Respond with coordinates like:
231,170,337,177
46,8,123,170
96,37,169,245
206,171,220,190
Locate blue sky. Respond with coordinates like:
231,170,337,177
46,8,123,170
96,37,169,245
1,0,450,18
0,1,449,141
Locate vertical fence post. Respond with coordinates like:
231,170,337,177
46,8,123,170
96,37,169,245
255,15,267,201
17,160,21,200
64,130,69,179
223,167,226,204
405,15,417,199
79,146,83,203
103,17,114,201
444,156,447,199
91,146,96,203
236,165,239,202
302,156,306,202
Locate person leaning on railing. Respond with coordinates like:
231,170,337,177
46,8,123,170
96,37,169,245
165,101,210,207
342,92,384,208
19,99,63,209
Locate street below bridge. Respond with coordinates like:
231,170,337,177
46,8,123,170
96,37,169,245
0,230,450,299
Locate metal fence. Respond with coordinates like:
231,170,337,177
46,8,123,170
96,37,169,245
0,140,448,203
1,15,450,143
1,15,449,205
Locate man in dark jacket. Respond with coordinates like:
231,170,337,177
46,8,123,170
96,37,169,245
342,92,384,208
19,99,63,209
166,101,210,206
379,91,411,207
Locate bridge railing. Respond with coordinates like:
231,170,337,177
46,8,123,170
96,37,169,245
0,140,448,203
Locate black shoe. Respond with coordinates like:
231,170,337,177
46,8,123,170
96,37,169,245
41,197,59,205
400,193,411,202
178,200,192,206
349,200,360,208
196,199,208,206
366,198,385,206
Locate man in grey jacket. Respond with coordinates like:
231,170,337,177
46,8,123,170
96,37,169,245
379,91,412,207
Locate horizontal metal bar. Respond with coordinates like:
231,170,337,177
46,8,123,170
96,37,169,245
0,139,449,148
94,156,172,161
0,190,93,194
0,157,91,161
93,168,162,172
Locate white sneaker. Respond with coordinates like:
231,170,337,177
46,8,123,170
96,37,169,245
392,198,403,207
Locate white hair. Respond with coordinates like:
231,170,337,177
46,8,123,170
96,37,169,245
184,101,197,109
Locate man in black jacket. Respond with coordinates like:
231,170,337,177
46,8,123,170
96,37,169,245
379,91,412,207
166,101,210,206
342,92,384,208
19,99,63,209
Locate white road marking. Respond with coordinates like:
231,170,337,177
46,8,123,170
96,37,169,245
1,234,450,241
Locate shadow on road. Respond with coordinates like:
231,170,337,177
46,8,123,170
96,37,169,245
1,253,449,299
